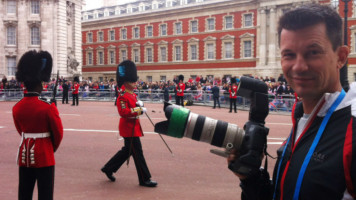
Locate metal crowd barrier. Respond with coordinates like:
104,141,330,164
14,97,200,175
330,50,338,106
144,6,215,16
0,89,295,113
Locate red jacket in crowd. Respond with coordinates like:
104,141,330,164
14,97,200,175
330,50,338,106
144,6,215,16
72,83,80,94
229,85,238,99
176,82,185,97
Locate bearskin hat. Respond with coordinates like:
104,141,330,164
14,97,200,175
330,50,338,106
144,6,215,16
16,50,53,91
231,77,237,84
116,60,138,87
73,76,79,83
178,75,184,81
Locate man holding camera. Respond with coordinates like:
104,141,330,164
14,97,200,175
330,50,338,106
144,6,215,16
229,4,356,200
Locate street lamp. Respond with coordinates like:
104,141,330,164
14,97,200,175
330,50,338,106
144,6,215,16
341,0,351,92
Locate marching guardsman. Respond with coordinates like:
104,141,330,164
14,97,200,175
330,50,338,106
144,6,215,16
12,50,63,200
101,60,157,187
176,75,185,107
71,76,80,106
229,77,238,113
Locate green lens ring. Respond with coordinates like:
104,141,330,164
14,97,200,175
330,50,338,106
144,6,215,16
167,107,190,138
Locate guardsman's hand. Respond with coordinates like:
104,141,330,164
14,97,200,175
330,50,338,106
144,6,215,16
136,100,144,107
141,107,147,114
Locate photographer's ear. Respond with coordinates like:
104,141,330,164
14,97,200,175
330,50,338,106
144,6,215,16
337,45,350,69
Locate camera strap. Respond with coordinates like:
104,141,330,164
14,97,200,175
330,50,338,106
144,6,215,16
273,89,346,200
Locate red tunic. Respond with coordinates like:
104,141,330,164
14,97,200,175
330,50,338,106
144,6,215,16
72,83,80,94
229,85,238,99
176,83,185,97
117,91,143,137
12,94,63,167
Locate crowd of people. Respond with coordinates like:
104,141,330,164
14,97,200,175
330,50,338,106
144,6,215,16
1,73,294,98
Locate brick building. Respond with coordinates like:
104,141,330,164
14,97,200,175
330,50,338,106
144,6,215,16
81,0,356,83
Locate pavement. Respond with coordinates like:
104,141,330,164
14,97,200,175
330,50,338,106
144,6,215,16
0,101,292,200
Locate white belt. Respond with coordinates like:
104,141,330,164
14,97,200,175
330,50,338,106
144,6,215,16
23,132,51,139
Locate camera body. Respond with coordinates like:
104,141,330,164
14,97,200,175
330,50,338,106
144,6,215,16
154,76,269,177
228,76,269,176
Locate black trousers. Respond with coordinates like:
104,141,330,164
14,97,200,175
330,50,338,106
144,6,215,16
213,96,220,108
176,96,184,107
19,166,55,200
230,98,237,112
72,94,79,105
102,137,151,184
62,92,68,104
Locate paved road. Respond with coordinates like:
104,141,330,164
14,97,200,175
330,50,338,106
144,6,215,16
0,101,292,200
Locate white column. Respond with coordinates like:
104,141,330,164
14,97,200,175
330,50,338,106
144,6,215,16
259,8,267,66
268,6,277,65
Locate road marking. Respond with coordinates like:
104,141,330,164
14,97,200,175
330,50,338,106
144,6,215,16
5,111,12,114
60,114,81,116
266,122,292,126
0,126,4,129
64,128,118,133
268,137,286,140
267,142,283,145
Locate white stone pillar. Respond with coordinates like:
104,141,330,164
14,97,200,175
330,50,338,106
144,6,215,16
259,8,267,66
268,6,277,66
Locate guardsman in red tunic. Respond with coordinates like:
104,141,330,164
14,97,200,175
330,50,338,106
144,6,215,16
12,50,63,200
176,74,185,107
101,60,157,187
71,76,80,106
229,77,238,113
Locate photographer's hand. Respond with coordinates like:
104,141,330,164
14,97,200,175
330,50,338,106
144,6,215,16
227,149,247,180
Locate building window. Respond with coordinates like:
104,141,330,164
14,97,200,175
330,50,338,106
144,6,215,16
31,26,40,45
121,50,127,61
174,46,182,61
224,42,233,59
7,57,16,76
7,0,16,14
98,31,104,42
147,26,153,37
147,76,152,82
244,13,253,27
191,20,198,33
87,52,93,65
109,30,115,41
146,48,153,62
109,50,115,64
225,16,233,29
207,43,215,59
98,51,104,65
190,45,197,60
121,29,127,40
160,47,167,62
160,24,167,36
207,18,215,31
175,22,182,34
160,76,166,82
134,27,140,38
31,0,40,14
243,40,252,57
133,49,140,63
87,32,93,43
7,26,16,45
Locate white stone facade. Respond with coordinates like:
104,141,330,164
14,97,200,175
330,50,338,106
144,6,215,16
0,0,83,80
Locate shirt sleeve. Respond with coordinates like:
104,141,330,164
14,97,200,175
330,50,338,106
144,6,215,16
48,104,63,152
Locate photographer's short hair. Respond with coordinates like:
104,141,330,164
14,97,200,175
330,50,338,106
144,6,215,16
278,4,342,51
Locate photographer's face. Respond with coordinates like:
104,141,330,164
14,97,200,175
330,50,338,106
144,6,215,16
280,23,348,100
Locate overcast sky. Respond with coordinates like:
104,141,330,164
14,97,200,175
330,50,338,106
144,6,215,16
84,0,136,10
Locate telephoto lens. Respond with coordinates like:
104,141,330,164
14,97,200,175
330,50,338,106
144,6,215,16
154,104,245,151
154,76,270,177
